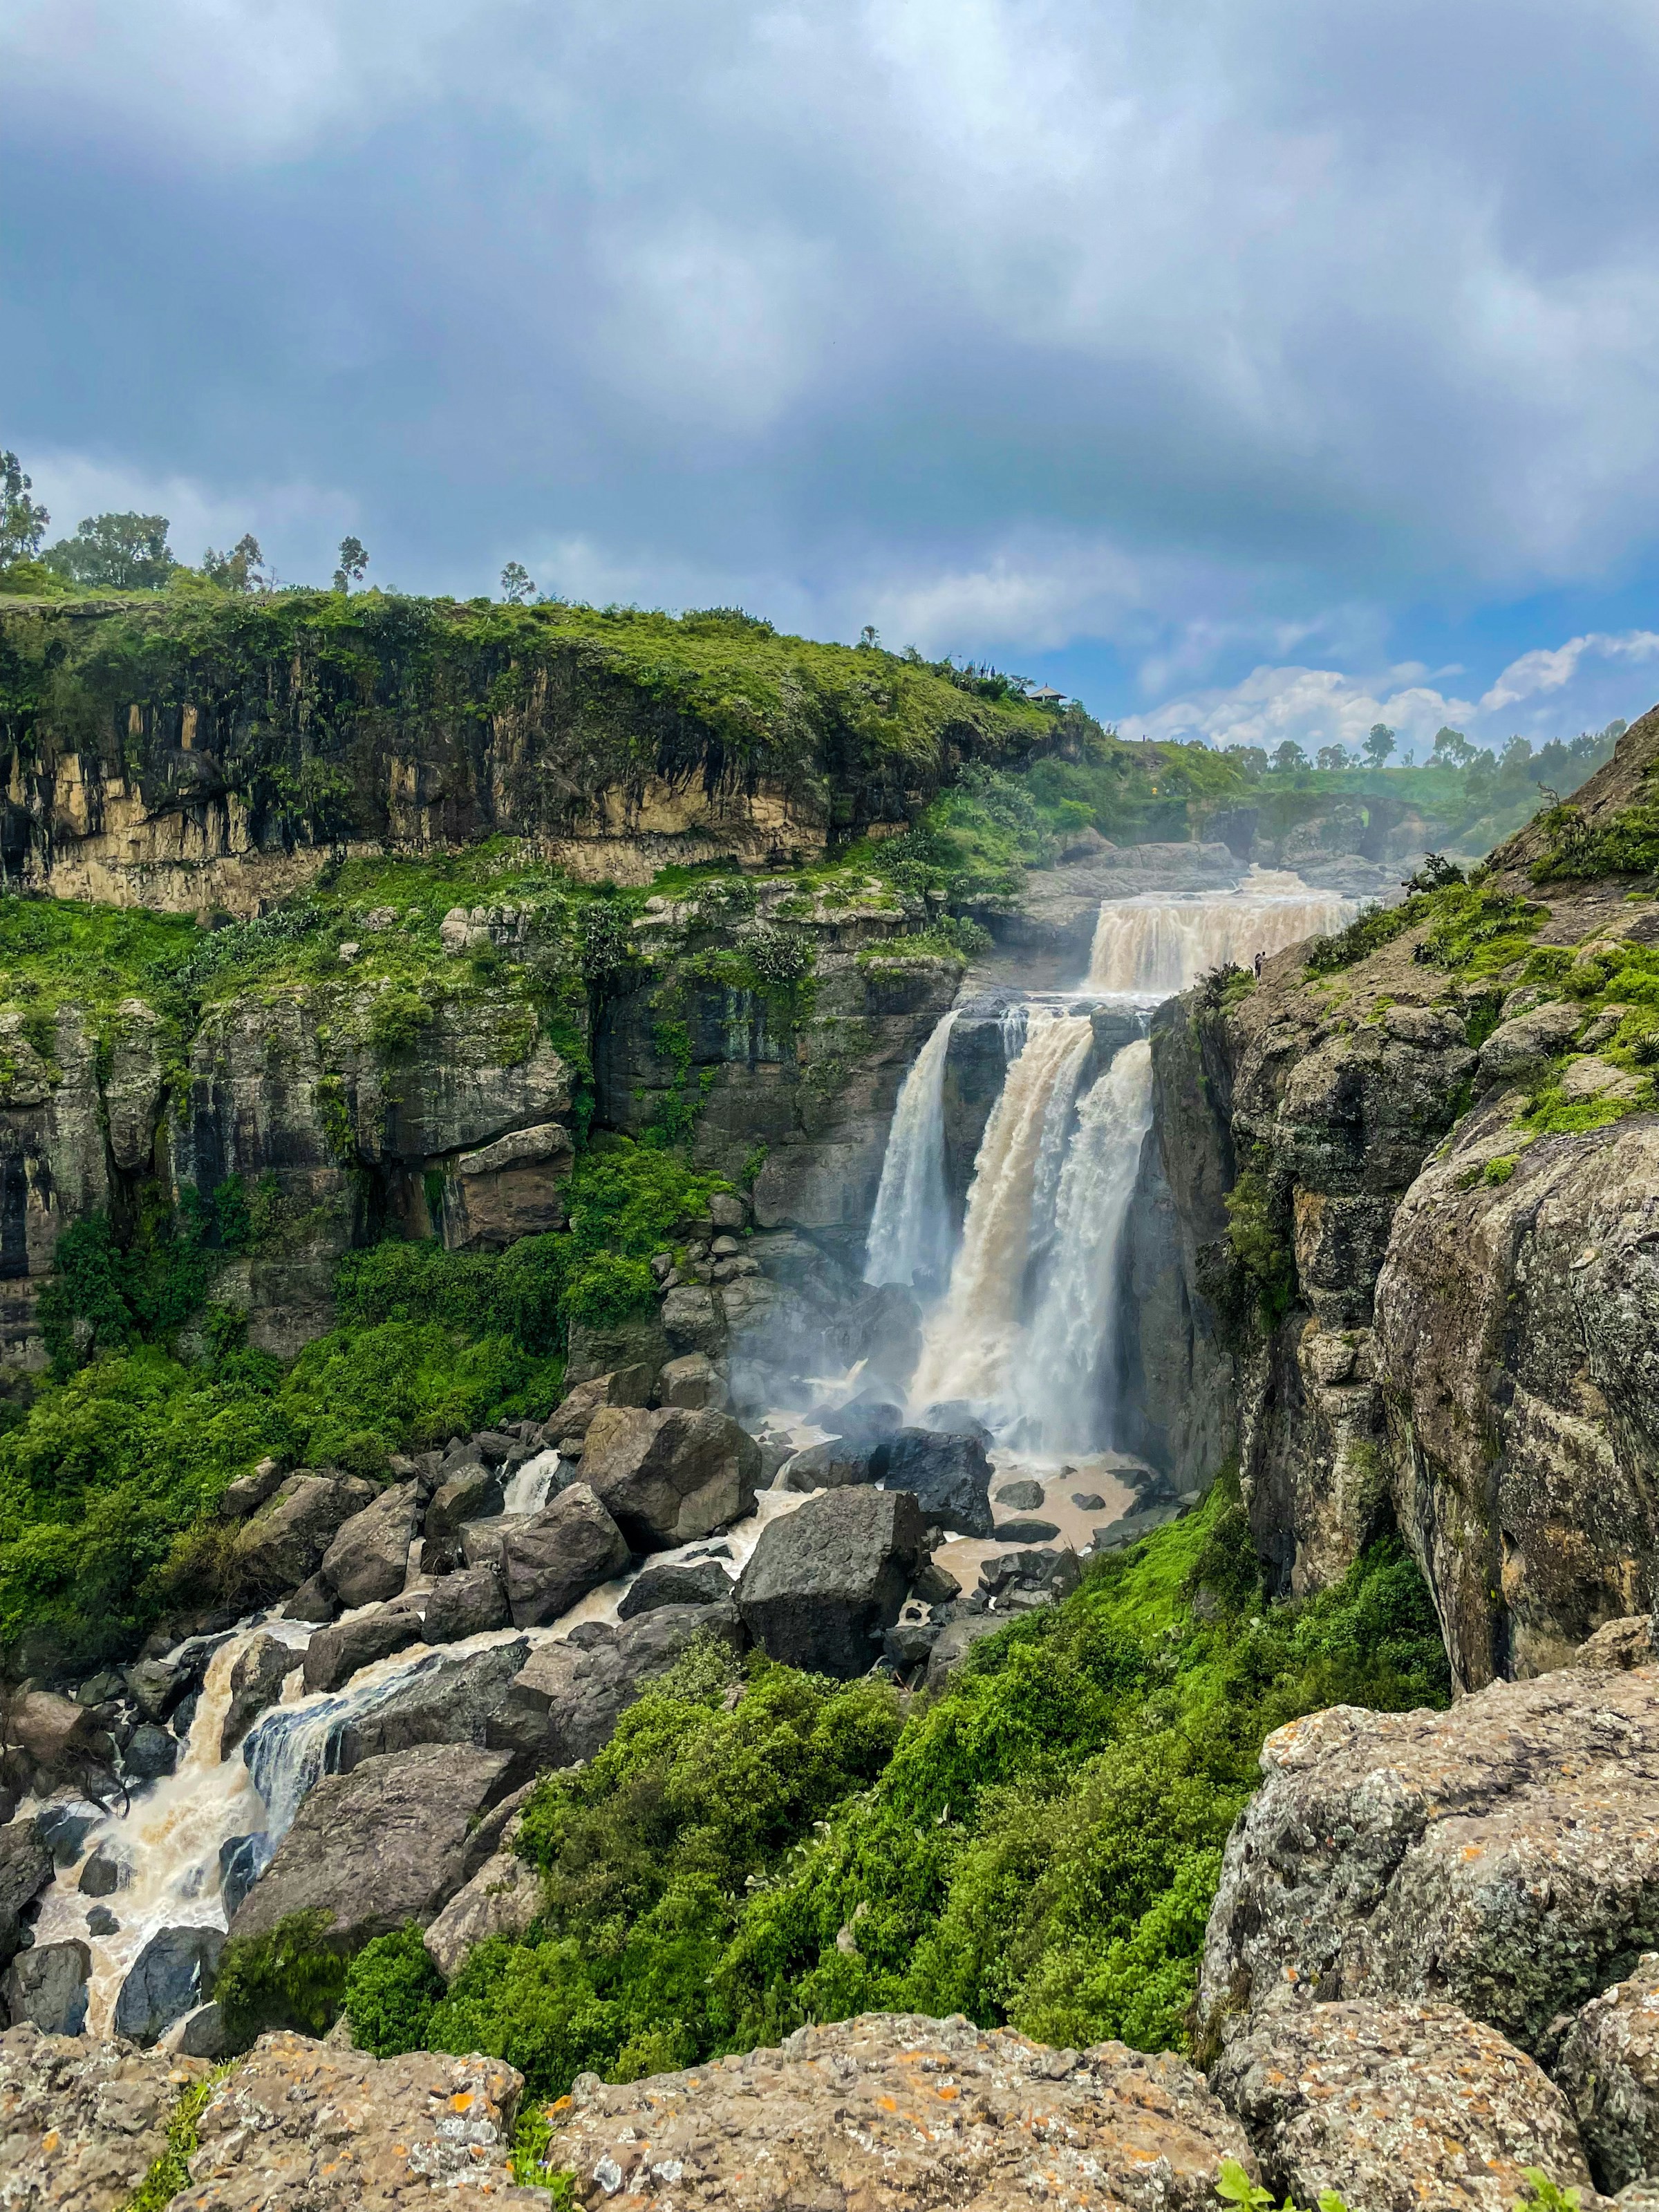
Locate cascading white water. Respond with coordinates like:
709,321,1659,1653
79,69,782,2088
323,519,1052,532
910,1007,1098,1414
501,1448,561,1516
864,1009,959,1289
1088,869,1355,994
1008,1038,1154,1453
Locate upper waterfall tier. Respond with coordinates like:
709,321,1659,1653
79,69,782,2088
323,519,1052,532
1087,870,1356,994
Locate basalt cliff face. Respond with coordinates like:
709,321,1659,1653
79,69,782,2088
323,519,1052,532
1150,704,1659,1690
0,595,1058,911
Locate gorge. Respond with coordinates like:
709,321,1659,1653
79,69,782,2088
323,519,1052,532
0,589,1656,2211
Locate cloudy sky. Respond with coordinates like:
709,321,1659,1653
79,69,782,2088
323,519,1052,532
6,0,1659,754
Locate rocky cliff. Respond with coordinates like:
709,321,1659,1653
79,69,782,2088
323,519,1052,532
1148,702,1659,1689
0,595,1060,912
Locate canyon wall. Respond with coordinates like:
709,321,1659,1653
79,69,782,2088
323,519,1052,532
1149,705,1659,1688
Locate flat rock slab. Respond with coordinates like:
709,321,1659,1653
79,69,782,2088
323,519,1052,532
540,2012,1253,2211
0,2021,212,2211
177,2030,549,2206
1196,1664,1659,2061
1212,1998,1602,2212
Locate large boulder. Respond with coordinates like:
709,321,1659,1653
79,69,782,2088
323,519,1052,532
0,2023,214,2209
113,1924,224,2045
542,1365,655,1448
301,1605,424,1696
617,1559,736,1618
219,1632,297,1756
487,1605,746,1777
181,2031,542,2205
421,1463,504,1574
500,1483,630,1628
780,1437,883,1492
423,1564,510,1643
227,1742,514,1949
1,1939,90,2036
0,1818,53,1975
544,2013,1253,2211
1195,1664,1659,2062
240,1641,529,1805
581,1406,760,1550
318,1483,418,1608
1557,1952,1659,2195
738,1488,927,1676
656,1352,729,1412
874,1427,995,1537
1212,1998,1598,2212
232,1472,375,1595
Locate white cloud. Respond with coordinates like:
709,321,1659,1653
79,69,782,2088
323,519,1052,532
1124,630,1659,756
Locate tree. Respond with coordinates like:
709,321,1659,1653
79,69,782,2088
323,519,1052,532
500,561,534,603
1429,724,1474,770
332,536,368,592
202,534,268,591
1315,744,1348,771
1362,722,1396,767
0,451,49,565
856,624,880,650
1271,739,1308,774
1221,743,1268,777
41,512,175,590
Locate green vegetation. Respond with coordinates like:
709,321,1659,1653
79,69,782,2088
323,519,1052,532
216,1910,350,2045
1215,2161,1345,2212
120,2065,232,2212
0,1134,726,1670
336,1482,1447,2100
1533,799,1659,883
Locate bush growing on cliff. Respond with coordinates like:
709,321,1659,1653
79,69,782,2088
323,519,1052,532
346,1480,1449,2098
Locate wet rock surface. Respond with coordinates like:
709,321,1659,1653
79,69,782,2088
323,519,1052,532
232,1472,376,1597
319,1483,419,1609
877,1427,995,1537
540,2011,1253,2211
300,1604,424,1695
218,1633,296,1757
1197,1664,1659,2062
2,1938,90,2036
1212,1998,1600,2211
422,1564,509,1642
113,1925,223,2047
500,1482,630,1627
227,1742,514,1949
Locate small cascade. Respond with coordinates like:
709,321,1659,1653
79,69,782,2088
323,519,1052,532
1009,1038,1154,1452
31,1622,306,2036
911,1007,1098,1413
502,1448,561,1516
864,1009,959,1288
1088,869,1355,995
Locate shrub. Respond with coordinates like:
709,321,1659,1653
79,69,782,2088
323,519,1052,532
216,1910,348,2044
345,1924,446,2056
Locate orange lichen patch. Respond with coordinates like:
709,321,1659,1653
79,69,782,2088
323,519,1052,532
451,2090,478,2112
934,2086,960,2101
552,2096,574,2112
40,2130,59,2155
877,2095,899,2112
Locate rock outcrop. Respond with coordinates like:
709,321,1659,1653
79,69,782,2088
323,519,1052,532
539,2012,1254,2211
1557,1954,1659,2196
0,2021,214,2208
737,1487,927,1676
1195,1664,1659,2064
1212,1998,1597,2211
1147,704,1659,1683
580,1407,760,1550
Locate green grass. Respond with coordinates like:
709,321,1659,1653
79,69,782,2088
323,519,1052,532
334,1478,1447,2100
120,2065,233,2212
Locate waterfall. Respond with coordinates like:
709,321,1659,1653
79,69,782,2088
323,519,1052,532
1088,870,1355,994
864,1009,959,1288
910,1008,1098,1414
1009,1038,1154,1452
502,1449,561,1516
